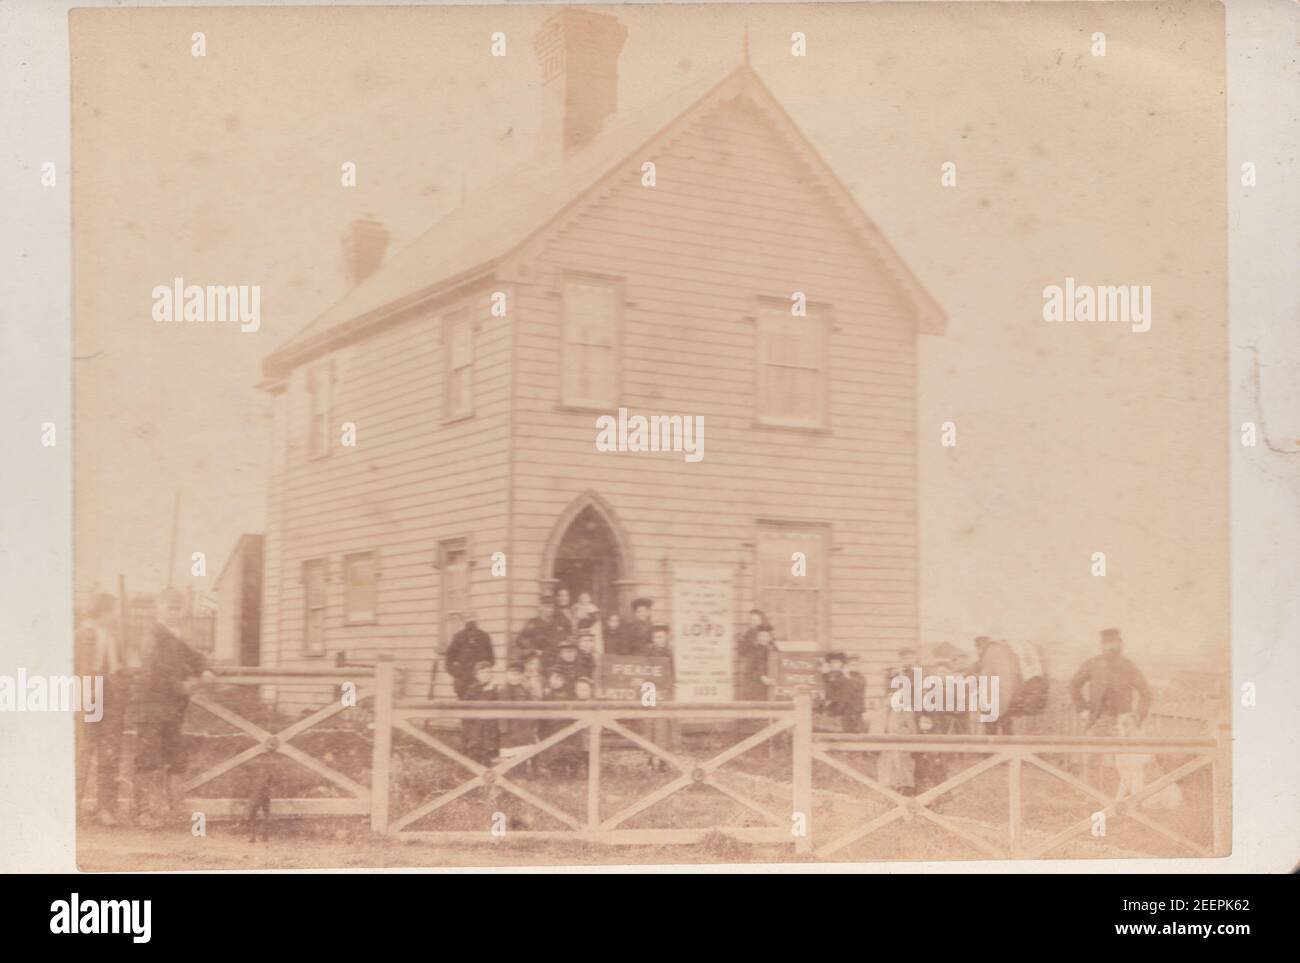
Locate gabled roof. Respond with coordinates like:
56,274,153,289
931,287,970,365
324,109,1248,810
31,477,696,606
263,64,947,379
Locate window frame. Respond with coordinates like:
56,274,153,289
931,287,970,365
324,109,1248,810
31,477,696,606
558,273,624,411
436,537,472,648
442,306,476,422
342,551,379,626
753,521,832,649
752,299,832,431
302,557,328,656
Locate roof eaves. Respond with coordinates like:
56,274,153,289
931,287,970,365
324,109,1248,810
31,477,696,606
261,260,500,379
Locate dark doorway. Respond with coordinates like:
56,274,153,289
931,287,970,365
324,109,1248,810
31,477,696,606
552,506,623,614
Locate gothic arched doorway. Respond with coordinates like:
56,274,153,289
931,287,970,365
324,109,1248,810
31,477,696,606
542,493,633,617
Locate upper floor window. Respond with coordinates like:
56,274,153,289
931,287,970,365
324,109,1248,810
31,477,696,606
443,309,474,420
307,361,334,458
756,306,829,428
343,552,377,624
562,278,620,408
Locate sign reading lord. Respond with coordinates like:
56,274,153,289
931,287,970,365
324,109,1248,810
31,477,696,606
670,565,734,702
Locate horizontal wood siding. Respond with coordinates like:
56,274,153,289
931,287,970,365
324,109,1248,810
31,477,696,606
268,286,513,703
509,96,920,689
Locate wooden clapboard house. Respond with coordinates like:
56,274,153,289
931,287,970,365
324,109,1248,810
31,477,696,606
258,9,946,700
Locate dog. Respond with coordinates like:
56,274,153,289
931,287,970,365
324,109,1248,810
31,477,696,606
245,759,274,842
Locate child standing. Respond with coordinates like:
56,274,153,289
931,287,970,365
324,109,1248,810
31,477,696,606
460,661,499,766
498,662,535,763
575,630,598,680
549,639,581,694
521,653,545,700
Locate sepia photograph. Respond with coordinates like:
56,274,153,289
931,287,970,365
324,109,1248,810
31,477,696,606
2,0,1297,901
65,0,1237,869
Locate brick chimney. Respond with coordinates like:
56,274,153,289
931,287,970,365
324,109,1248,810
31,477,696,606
532,8,628,160
342,217,389,286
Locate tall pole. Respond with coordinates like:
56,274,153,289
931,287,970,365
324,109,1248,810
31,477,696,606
165,491,180,588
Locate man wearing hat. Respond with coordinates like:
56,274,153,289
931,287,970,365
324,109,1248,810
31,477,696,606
512,598,559,665
443,611,494,700
128,587,214,825
1069,628,1151,733
621,597,655,655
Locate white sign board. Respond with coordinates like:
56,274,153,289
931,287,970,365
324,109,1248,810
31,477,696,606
670,565,734,702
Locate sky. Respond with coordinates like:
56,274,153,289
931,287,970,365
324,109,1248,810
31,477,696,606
71,2,1227,666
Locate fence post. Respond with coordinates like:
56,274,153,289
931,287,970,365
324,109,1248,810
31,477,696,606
587,719,601,835
792,685,813,855
1211,718,1231,856
370,657,395,835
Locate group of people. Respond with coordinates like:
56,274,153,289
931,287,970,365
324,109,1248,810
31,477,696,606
437,590,681,766
871,627,1154,796
74,587,214,827
74,570,1162,822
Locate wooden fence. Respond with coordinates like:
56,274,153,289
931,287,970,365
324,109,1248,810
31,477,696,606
812,730,1229,859
374,662,812,847
180,666,376,818
173,664,1227,858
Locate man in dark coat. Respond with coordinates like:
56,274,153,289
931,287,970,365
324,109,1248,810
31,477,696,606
128,588,211,825
512,599,559,665
552,587,574,641
739,625,778,701
443,612,494,699
735,609,768,657
1069,628,1152,732
621,597,655,655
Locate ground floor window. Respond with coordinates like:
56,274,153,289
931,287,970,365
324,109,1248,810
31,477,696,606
344,551,377,624
302,558,326,655
755,523,829,647
438,538,470,644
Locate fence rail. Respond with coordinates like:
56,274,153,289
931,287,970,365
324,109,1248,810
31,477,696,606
812,730,1227,859
376,662,812,847
166,662,1228,858
179,665,375,819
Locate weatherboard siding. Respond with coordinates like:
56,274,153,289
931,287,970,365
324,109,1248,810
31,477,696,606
262,94,925,703
508,97,920,686
263,287,514,704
